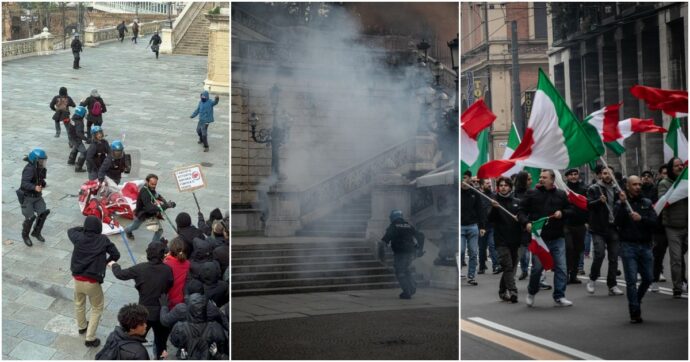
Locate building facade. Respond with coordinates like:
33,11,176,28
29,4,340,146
548,2,687,176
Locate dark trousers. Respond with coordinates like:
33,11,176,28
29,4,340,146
589,227,620,287
565,224,586,280
393,252,416,295
496,245,518,294
196,123,209,148
119,32,125,42
145,319,170,360
132,32,138,43
72,51,80,68
652,230,668,282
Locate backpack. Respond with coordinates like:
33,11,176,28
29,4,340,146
91,99,103,116
55,97,68,112
95,338,137,360
177,322,216,360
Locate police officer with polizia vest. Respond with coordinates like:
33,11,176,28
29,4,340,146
99,140,131,185
86,126,111,182
381,210,425,299
17,149,50,247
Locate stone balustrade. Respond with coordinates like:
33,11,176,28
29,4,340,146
2,27,52,61
84,20,166,47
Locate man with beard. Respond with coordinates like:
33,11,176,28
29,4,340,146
125,174,176,242
658,157,688,298
489,177,521,303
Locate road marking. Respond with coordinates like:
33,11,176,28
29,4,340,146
462,319,571,360
585,277,688,298
467,317,603,360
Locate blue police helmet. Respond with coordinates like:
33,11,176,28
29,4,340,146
91,125,103,135
28,148,47,164
111,140,124,151
389,209,403,223
74,106,87,118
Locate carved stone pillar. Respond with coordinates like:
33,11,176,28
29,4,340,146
84,22,97,47
204,11,229,95
264,182,302,237
160,28,173,54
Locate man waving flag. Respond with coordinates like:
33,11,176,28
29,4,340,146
478,69,604,179
461,99,495,175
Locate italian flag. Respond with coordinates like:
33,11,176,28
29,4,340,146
631,85,688,118
528,216,554,271
461,99,495,175
585,103,666,156
654,167,688,215
553,170,587,210
502,122,541,187
478,69,604,179
664,118,688,163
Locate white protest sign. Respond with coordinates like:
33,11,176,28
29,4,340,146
173,164,206,192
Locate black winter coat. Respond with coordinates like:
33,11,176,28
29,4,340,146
614,194,657,244
49,94,76,122
70,38,82,52
169,294,228,359
100,153,130,182
97,326,149,360
160,297,224,328
68,218,120,284
565,181,589,226
189,239,220,282
86,139,111,173
518,186,572,242
177,213,205,256
200,261,229,307
461,188,486,228
66,114,88,144
213,242,229,276
488,193,522,248
134,186,169,220
20,163,47,197
381,218,423,253
587,182,621,235
112,242,173,322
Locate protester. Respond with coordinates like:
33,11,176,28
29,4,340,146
461,171,486,286
176,211,206,256
131,20,139,44
564,168,588,284
164,237,191,310
489,177,521,303
117,20,128,42
658,157,688,298
169,293,228,360
190,91,220,152
49,87,76,138
149,31,162,59
80,89,107,140
96,304,150,360
125,174,176,242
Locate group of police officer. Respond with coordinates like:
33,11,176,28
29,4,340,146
18,91,130,247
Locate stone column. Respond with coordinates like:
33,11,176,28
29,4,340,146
204,11,229,95
160,27,173,54
365,165,411,244
84,22,97,47
264,182,302,237
34,27,54,55
636,19,663,173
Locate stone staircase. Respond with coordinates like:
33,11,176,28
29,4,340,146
173,2,215,56
231,240,400,297
296,195,371,239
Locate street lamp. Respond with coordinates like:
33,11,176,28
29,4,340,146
432,60,443,87
447,34,459,72
416,39,430,63
249,84,288,180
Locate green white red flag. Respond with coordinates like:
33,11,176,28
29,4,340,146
654,167,688,215
528,216,554,271
478,69,604,179
631,85,688,118
461,99,495,175
501,122,541,186
664,118,688,163
553,170,587,210
585,103,666,156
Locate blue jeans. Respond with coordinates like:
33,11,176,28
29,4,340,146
124,217,163,242
461,225,479,279
197,122,209,148
519,245,530,273
579,230,592,270
479,227,497,270
620,242,653,316
528,237,567,300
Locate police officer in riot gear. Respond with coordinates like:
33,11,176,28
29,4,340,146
67,106,89,172
86,125,111,181
18,149,50,246
381,209,425,299
99,140,131,185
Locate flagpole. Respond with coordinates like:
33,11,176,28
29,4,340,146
598,156,633,212
462,182,518,220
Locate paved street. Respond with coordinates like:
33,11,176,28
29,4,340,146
461,253,688,360
2,36,229,360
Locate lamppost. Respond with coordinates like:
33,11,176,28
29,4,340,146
447,33,459,111
248,84,288,180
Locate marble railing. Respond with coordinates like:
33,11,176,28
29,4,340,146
2,37,38,59
84,20,166,46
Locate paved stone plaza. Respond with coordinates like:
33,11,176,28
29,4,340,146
2,36,229,359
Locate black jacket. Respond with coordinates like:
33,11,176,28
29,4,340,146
160,297,224,328
100,153,130,182
565,180,588,226
213,242,229,276
587,181,620,235
49,92,76,122
66,114,88,144
97,326,149,360
189,239,219,282
200,261,229,308
117,23,128,34
134,185,169,220
20,163,47,197
86,139,111,173
112,242,173,322
641,183,658,203
614,194,656,244
149,34,162,46
169,294,228,360
70,38,82,52
461,188,486,228
381,218,423,253
177,213,205,256
518,186,572,242
80,96,107,122
69,217,120,283
488,193,522,248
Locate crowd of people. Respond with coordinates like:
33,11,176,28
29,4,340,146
14,21,228,359
461,158,688,323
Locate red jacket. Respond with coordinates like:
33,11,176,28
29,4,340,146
164,255,190,309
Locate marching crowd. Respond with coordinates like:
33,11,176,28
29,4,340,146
461,158,687,323
15,24,228,359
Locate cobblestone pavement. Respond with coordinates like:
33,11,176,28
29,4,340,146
2,35,229,360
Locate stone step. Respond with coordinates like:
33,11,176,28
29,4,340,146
231,281,403,297
232,253,377,266
232,274,400,290
232,246,373,259
231,260,385,274
295,230,366,238
232,240,368,251
231,266,393,282
300,222,369,232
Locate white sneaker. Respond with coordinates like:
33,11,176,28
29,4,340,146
586,280,595,294
554,297,573,307
526,294,535,307
649,283,660,292
609,286,624,296
659,273,667,282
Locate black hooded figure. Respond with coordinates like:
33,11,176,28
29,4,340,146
70,34,83,69
112,241,174,360
198,208,223,236
176,212,205,257
49,87,76,138
169,293,228,360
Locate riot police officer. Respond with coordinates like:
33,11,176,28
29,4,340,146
99,140,131,184
381,209,425,299
18,149,50,246
86,125,110,181
67,106,88,173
